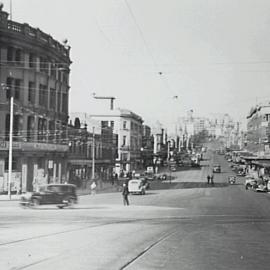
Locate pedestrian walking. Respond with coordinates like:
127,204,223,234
90,181,97,195
122,183,129,206
207,174,210,184
210,174,214,185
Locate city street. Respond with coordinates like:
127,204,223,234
1,149,270,270
1,2,270,269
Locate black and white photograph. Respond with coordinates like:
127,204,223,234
1,0,270,269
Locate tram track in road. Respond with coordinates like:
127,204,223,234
119,229,178,270
0,216,193,247
2,212,270,248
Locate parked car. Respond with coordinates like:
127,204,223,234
237,170,246,177
158,173,167,180
191,162,201,168
255,179,268,192
213,164,221,173
128,179,148,195
245,178,258,191
20,184,78,208
144,171,156,181
228,175,236,184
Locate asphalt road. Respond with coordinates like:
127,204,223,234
1,149,270,269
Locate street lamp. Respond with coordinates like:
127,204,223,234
92,93,116,110
91,126,95,180
1,82,13,199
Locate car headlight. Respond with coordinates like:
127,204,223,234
21,192,33,200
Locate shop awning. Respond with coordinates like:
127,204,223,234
252,160,270,168
68,159,113,166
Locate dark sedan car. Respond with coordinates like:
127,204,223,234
20,184,78,208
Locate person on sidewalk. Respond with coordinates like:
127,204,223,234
210,174,214,185
207,175,210,184
122,183,129,206
90,181,97,195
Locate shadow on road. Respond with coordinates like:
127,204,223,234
151,182,229,190
20,206,110,211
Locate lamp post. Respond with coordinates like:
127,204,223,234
1,83,13,199
91,126,95,180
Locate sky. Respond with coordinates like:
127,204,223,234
2,0,270,130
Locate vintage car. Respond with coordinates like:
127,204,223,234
158,173,167,180
128,179,149,195
20,184,78,208
255,179,268,192
213,164,221,173
237,170,246,177
228,175,236,184
245,178,257,190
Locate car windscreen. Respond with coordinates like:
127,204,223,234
47,185,68,193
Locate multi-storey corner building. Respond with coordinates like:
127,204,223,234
0,6,71,192
89,108,143,174
246,104,270,155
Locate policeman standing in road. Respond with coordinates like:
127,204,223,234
122,182,130,206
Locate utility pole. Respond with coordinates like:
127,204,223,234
8,92,13,199
1,83,13,199
92,94,116,110
167,140,171,184
91,127,95,180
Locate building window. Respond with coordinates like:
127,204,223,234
50,88,56,110
28,82,35,103
4,157,17,171
40,57,48,74
15,49,22,63
62,93,68,113
110,121,114,129
27,116,35,141
123,121,127,129
13,115,22,141
57,92,61,112
29,53,36,68
39,84,47,107
122,135,126,146
38,118,46,142
51,61,57,77
48,121,55,142
7,47,13,62
6,77,13,99
101,121,108,128
14,79,21,100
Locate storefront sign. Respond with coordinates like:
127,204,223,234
0,141,21,150
21,142,68,152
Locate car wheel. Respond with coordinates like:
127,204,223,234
32,198,40,207
68,197,76,207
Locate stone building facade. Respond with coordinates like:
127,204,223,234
0,6,71,192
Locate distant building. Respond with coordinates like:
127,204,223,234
66,116,116,186
246,104,270,155
0,6,71,192
84,108,143,174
